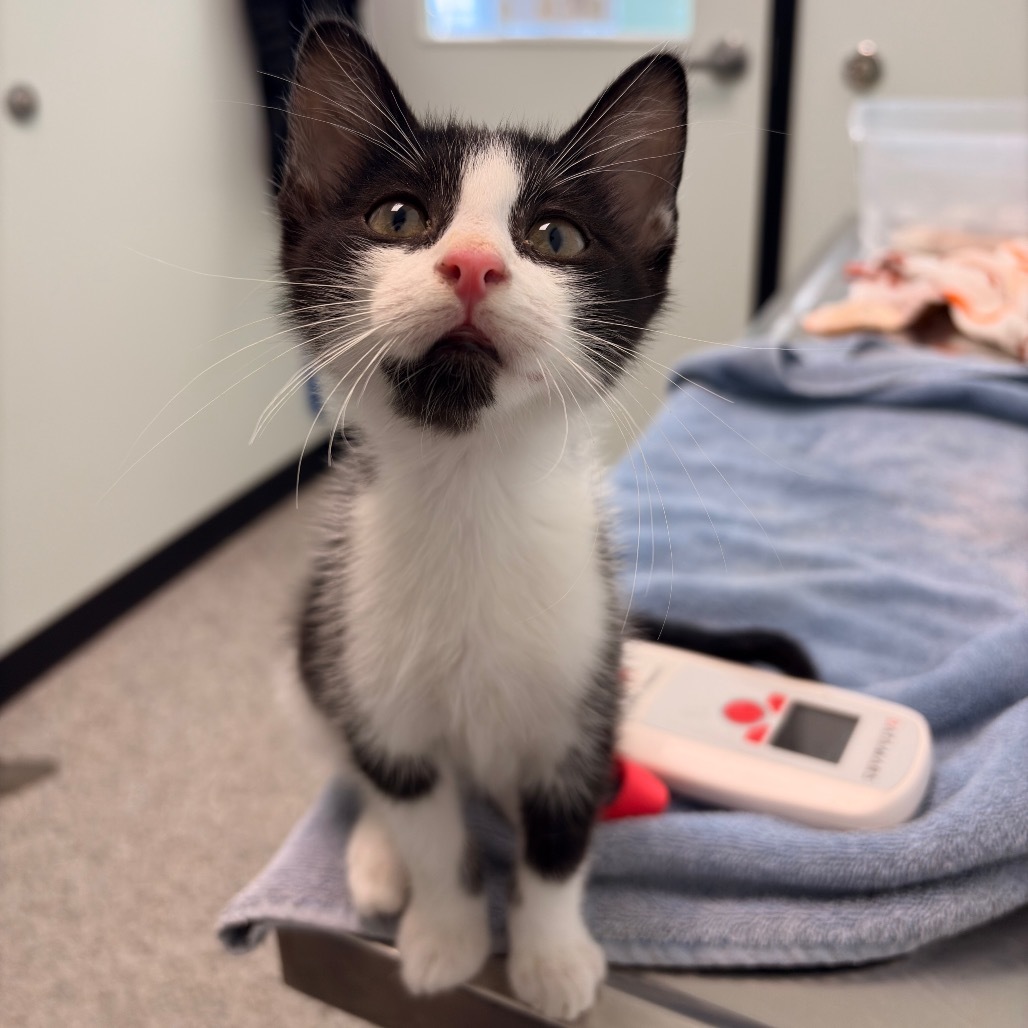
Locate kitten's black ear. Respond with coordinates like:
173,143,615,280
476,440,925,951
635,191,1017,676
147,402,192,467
279,20,418,219
558,54,687,253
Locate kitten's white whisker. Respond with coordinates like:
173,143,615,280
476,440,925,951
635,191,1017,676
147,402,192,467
555,121,688,180
545,343,676,631
223,100,418,172
566,327,776,569
292,333,395,502
317,38,424,161
249,319,381,439
261,67,422,168
576,312,797,352
330,336,397,446
547,50,666,177
568,322,735,405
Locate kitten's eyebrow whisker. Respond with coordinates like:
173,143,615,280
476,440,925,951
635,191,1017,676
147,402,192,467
324,36,424,162
574,292,665,308
555,120,688,180
390,89,424,159
548,49,666,177
557,157,681,188
224,100,418,172
318,36,424,162
261,68,421,168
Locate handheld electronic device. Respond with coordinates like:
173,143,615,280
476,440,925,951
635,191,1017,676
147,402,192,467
619,640,933,829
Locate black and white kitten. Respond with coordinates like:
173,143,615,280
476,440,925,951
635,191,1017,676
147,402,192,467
282,21,687,1020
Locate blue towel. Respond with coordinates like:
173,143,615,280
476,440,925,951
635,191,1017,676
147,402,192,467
219,337,1028,967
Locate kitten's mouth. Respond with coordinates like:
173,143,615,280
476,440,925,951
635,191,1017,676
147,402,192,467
427,328,501,366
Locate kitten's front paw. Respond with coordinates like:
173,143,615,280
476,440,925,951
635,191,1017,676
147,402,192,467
508,931,606,1022
397,894,490,994
346,814,409,918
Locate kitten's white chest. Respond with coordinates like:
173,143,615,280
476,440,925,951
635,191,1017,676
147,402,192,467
342,439,608,788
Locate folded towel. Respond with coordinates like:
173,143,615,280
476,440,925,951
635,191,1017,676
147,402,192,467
219,337,1028,966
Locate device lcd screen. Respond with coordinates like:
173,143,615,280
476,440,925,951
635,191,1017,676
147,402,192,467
770,703,857,763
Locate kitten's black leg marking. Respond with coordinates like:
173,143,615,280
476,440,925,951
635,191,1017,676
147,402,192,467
349,737,438,801
520,786,597,881
460,839,485,895
520,735,614,881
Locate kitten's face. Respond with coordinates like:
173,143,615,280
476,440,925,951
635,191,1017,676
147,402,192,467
279,23,687,436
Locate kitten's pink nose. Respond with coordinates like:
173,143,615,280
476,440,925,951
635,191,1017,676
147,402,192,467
436,248,507,308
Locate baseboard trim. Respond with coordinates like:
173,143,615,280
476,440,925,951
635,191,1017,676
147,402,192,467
0,448,328,707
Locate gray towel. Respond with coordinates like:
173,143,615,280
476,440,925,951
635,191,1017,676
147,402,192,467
219,337,1028,966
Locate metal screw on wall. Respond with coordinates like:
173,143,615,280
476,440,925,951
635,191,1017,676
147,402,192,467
843,40,883,91
6,83,40,123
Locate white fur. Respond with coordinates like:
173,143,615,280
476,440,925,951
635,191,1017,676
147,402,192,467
326,142,610,1014
345,804,408,918
345,143,609,793
330,143,599,432
344,423,606,791
508,866,607,1020
367,769,491,993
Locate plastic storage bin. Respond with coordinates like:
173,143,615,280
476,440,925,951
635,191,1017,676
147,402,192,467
849,99,1028,254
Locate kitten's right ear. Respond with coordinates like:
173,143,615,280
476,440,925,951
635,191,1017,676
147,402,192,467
279,21,418,219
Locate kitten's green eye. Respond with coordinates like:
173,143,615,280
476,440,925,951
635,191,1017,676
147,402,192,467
526,217,586,260
367,199,429,239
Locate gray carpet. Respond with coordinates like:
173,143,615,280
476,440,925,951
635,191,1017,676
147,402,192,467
0,482,370,1027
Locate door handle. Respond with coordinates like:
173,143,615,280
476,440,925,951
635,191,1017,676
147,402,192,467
687,38,748,83
6,83,40,123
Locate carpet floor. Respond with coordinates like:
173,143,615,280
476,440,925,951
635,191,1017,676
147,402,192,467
0,481,369,1027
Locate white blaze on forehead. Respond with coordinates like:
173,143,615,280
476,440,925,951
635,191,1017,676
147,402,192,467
442,143,522,252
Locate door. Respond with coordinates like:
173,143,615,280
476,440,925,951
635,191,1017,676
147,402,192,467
782,0,1028,283
364,0,772,458
0,2,312,653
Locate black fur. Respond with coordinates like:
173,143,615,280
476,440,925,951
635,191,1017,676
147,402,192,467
520,632,621,881
348,738,438,800
381,347,498,435
634,615,819,680
281,21,686,904
277,21,687,433
520,785,597,881
460,839,485,895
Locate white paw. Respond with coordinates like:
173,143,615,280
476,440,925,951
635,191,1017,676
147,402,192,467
346,814,409,918
397,895,491,994
508,931,607,1022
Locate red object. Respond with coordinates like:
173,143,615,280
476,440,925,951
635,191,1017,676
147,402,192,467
767,692,786,713
601,756,671,821
745,723,769,744
723,699,764,724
